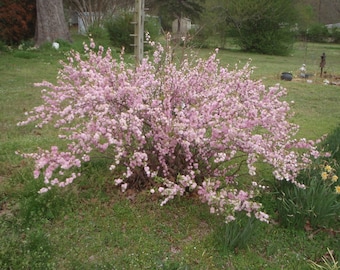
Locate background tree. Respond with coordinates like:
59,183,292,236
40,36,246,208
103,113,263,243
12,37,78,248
148,0,205,31
198,0,229,48
294,1,316,31
35,0,72,46
305,0,340,24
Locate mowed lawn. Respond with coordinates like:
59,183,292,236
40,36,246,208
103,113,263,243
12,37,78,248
0,36,339,269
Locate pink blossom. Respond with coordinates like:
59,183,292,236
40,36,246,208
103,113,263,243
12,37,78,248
17,37,322,223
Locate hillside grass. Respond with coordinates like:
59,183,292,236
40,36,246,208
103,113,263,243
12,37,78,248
0,34,339,269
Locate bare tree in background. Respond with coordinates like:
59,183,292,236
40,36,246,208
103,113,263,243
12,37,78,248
35,0,72,46
67,0,134,33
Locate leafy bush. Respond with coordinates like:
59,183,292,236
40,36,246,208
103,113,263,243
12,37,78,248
306,23,330,43
330,28,340,44
105,13,160,53
276,158,340,229
185,27,211,49
228,21,295,55
87,25,109,40
105,12,134,52
145,16,161,39
225,0,297,55
13,50,38,59
0,40,9,52
0,0,36,45
17,36,321,223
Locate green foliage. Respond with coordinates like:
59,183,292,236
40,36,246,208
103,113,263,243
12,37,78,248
0,223,55,269
276,158,340,229
185,27,211,49
87,25,109,40
308,248,340,270
0,40,8,52
197,1,228,48
145,16,162,41
105,13,160,53
323,125,340,162
305,23,330,43
294,2,317,30
155,0,204,31
18,39,35,50
1,38,340,269
229,22,295,55
224,0,298,55
0,175,54,267
105,12,134,52
329,28,340,44
214,213,259,252
19,184,73,226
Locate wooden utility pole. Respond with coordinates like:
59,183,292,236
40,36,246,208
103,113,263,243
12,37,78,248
131,0,145,65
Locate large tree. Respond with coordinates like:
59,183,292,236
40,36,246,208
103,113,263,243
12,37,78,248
35,0,72,46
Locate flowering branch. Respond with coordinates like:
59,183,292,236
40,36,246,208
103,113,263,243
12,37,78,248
17,37,322,223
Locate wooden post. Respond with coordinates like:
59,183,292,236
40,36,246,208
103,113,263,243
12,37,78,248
132,0,145,65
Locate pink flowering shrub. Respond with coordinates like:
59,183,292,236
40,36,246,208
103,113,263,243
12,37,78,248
17,38,321,223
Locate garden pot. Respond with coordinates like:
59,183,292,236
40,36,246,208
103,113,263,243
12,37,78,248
281,72,293,81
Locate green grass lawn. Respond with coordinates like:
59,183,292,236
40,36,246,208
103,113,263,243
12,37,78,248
0,35,339,269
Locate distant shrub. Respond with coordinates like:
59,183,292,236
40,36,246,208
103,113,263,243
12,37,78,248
185,27,210,49
225,0,297,56
0,0,36,45
0,40,9,52
306,23,330,43
105,12,135,53
87,25,108,40
329,28,340,43
144,16,161,48
105,12,160,53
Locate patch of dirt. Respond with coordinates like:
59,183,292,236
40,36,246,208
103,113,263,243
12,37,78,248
289,73,340,86
322,73,340,85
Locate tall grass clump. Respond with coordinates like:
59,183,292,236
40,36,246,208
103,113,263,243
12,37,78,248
308,248,339,270
276,126,340,229
276,158,340,229
213,212,259,252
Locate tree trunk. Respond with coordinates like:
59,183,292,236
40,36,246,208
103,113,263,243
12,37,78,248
35,0,72,47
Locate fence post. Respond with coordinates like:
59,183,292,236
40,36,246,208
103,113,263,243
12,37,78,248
132,0,145,66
